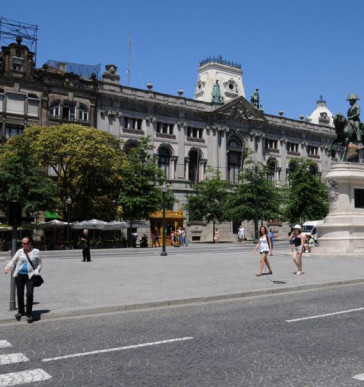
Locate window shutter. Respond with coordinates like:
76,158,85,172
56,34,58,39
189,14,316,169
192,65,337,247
6,93,25,114
28,99,39,116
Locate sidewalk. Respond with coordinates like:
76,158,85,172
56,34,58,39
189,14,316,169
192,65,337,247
1,243,364,323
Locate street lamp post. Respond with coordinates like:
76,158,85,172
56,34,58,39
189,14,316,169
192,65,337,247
254,166,259,244
66,196,72,249
161,184,168,256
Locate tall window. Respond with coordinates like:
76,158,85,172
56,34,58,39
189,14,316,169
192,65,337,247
189,149,201,183
0,93,3,112
227,138,243,184
158,147,170,177
63,102,76,121
28,94,39,117
79,105,89,122
267,158,277,181
49,102,60,118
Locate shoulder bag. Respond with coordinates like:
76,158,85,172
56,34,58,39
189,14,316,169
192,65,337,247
24,249,44,287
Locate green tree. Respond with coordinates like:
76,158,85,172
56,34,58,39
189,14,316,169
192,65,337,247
284,158,328,224
185,168,232,241
117,138,174,238
24,124,124,220
0,134,58,216
229,159,282,240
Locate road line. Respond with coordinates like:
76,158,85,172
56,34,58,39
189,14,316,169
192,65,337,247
42,337,193,362
0,369,51,386
286,307,364,322
353,373,364,381
0,341,11,349
0,354,29,366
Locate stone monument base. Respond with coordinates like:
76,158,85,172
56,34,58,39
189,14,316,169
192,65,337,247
315,163,364,255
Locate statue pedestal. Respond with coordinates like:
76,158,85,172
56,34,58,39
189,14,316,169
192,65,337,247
315,163,364,255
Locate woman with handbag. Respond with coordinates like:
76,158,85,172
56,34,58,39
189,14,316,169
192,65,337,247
4,237,42,323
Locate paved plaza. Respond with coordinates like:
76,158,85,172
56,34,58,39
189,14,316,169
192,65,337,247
1,242,364,323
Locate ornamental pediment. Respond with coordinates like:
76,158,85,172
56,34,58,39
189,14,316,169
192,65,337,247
213,96,266,122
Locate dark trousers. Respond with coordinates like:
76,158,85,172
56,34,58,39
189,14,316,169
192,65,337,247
82,246,91,261
16,274,34,316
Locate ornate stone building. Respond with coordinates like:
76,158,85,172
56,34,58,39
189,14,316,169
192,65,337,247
0,37,97,144
0,39,336,240
97,60,335,204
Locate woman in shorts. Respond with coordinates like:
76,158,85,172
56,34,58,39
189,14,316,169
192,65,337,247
253,226,273,277
289,225,304,275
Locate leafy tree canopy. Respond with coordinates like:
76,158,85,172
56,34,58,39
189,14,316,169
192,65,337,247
284,158,328,224
0,134,58,216
229,159,282,224
23,124,124,220
185,168,232,224
117,137,174,222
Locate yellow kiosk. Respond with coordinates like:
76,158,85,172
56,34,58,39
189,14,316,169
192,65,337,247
149,209,185,246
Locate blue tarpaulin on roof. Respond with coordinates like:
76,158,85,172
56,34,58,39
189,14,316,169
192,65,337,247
46,60,101,79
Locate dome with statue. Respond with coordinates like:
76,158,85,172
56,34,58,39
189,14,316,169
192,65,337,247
307,95,334,127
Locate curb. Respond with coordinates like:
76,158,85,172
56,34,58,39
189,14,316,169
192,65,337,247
1,277,364,325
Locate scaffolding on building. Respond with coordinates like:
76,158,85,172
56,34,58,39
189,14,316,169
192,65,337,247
0,16,38,64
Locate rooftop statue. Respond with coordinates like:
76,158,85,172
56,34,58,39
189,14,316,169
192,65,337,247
329,94,364,161
212,80,224,104
250,88,260,110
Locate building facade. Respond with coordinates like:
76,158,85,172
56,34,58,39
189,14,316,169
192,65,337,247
0,39,336,241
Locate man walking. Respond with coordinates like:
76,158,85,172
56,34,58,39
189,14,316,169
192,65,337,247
81,229,91,262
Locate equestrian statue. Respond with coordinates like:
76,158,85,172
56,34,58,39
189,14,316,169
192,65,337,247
328,94,364,161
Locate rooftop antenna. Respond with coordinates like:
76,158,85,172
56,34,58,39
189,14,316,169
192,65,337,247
0,17,38,64
127,32,131,86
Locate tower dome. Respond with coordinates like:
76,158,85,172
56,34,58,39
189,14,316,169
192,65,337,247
307,95,334,126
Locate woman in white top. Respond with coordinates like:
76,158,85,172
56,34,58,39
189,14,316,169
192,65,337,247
289,225,304,275
253,226,273,277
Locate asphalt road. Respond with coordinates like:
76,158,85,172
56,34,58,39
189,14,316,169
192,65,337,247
1,283,364,386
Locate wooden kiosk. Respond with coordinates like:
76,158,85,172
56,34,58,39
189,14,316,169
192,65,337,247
149,209,185,246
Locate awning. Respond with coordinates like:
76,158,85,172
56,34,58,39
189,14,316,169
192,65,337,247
44,211,60,219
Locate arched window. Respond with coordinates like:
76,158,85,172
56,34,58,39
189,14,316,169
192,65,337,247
158,147,170,177
267,158,277,181
309,164,317,175
227,137,243,184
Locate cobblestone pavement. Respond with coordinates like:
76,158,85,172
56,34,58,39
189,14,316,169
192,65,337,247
0,284,363,386
1,242,364,323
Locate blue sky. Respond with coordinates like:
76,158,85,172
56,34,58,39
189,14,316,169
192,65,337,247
1,0,364,120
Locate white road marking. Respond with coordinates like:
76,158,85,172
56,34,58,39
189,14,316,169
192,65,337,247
42,336,194,362
0,354,29,366
0,342,11,349
353,373,364,381
286,307,364,322
0,369,51,386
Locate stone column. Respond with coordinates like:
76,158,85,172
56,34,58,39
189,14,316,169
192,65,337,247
219,128,227,179
170,157,177,180
185,158,190,181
